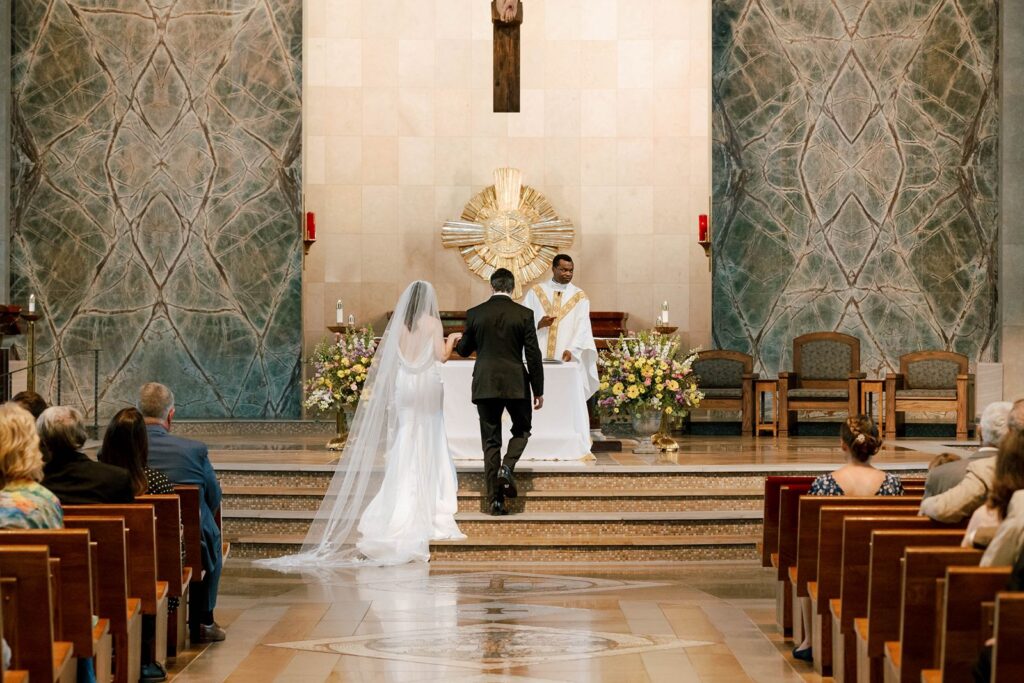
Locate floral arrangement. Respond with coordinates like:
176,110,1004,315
304,327,377,414
597,330,703,417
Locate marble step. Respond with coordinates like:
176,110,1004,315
221,485,764,513
221,509,763,538
227,532,760,562
215,467,779,492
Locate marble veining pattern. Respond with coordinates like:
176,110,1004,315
350,571,669,600
712,0,999,377
270,623,712,671
10,1,302,417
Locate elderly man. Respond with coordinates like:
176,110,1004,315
39,406,134,504
139,382,226,643
924,401,1012,497
921,399,1021,523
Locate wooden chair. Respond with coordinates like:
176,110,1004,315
62,516,142,683
137,494,191,660
0,545,75,683
689,350,757,435
882,547,982,683
828,519,958,683
884,350,974,440
809,507,923,676
778,332,863,436
992,592,1024,682
0,529,113,682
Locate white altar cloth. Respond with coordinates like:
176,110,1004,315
441,360,593,461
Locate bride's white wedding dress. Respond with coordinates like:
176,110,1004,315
356,337,465,563
257,281,464,570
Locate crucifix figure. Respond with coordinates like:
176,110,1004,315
492,0,522,112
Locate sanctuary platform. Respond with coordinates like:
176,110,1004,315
196,426,950,564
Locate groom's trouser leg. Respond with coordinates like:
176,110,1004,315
476,399,505,502
503,398,533,471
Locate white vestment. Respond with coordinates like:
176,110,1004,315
522,280,599,398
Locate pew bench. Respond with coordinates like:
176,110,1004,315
137,494,190,661
0,546,76,683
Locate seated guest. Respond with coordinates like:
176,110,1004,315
794,415,902,661
99,406,175,683
12,390,49,419
98,407,175,496
40,406,134,505
980,429,1024,566
809,415,904,497
925,401,1011,498
139,382,226,643
0,403,62,529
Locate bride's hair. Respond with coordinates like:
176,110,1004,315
403,281,430,331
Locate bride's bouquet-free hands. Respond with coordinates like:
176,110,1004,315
304,327,378,413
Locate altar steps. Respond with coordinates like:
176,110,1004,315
216,465,768,562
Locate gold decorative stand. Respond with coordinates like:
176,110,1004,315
327,407,352,451
20,312,40,392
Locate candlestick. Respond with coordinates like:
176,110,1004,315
335,300,344,324
660,301,669,325
347,314,355,326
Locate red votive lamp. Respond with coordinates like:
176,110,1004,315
305,211,316,240
698,214,708,242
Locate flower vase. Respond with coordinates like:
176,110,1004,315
327,406,353,451
631,410,662,454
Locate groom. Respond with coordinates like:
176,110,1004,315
456,268,544,515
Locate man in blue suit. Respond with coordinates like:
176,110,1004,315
139,382,226,643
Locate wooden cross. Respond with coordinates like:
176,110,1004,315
492,0,522,112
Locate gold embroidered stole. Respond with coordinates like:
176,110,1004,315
533,285,587,359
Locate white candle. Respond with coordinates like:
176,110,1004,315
660,301,669,324
348,314,355,326
335,300,344,324
28,294,36,314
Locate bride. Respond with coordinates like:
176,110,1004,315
261,281,466,567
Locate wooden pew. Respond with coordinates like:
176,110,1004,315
0,578,29,683
762,475,815,567
137,494,191,660
854,529,966,683
808,506,922,677
992,592,1024,682
917,567,1012,682
0,529,113,682
776,483,811,637
174,485,206,649
789,495,922,649
829,518,956,683
881,547,982,683
63,505,168,675
63,516,142,683
0,545,75,683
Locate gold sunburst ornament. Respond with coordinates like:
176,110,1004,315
442,168,575,297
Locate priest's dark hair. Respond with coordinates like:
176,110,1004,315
490,268,515,293
552,253,573,267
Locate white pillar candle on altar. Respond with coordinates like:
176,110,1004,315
28,294,36,314
335,300,344,324
660,301,669,324
348,314,355,326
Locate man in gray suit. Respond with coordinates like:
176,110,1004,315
139,382,226,643
924,401,1012,498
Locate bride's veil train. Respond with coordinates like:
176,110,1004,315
257,281,446,568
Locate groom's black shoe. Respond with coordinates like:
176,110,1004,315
497,465,518,498
489,498,507,516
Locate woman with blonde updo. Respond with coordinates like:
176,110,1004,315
0,402,62,529
810,415,904,497
793,415,903,662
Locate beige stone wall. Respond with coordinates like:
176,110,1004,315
302,0,712,353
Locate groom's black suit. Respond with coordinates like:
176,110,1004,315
456,294,544,503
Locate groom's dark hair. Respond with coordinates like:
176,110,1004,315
490,268,515,293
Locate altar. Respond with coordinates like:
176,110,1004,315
441,360,593,461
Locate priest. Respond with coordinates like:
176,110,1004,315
522,254,599,398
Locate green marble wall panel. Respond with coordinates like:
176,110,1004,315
712,0,998,377
10,1,302,418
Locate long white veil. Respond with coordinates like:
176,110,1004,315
258,281,443,568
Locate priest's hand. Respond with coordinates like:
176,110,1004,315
561,350,573,362
538,315,555,329
533,395,544,410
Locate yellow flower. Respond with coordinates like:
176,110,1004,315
627,374,637,383
665,406,673,415
600,381,610,390
666,380,679,391
342,358,351,366
626,385,641,399
361,356,370,364
612,382,625,396
613,407,619,414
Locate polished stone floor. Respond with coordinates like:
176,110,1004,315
169,562,821,682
